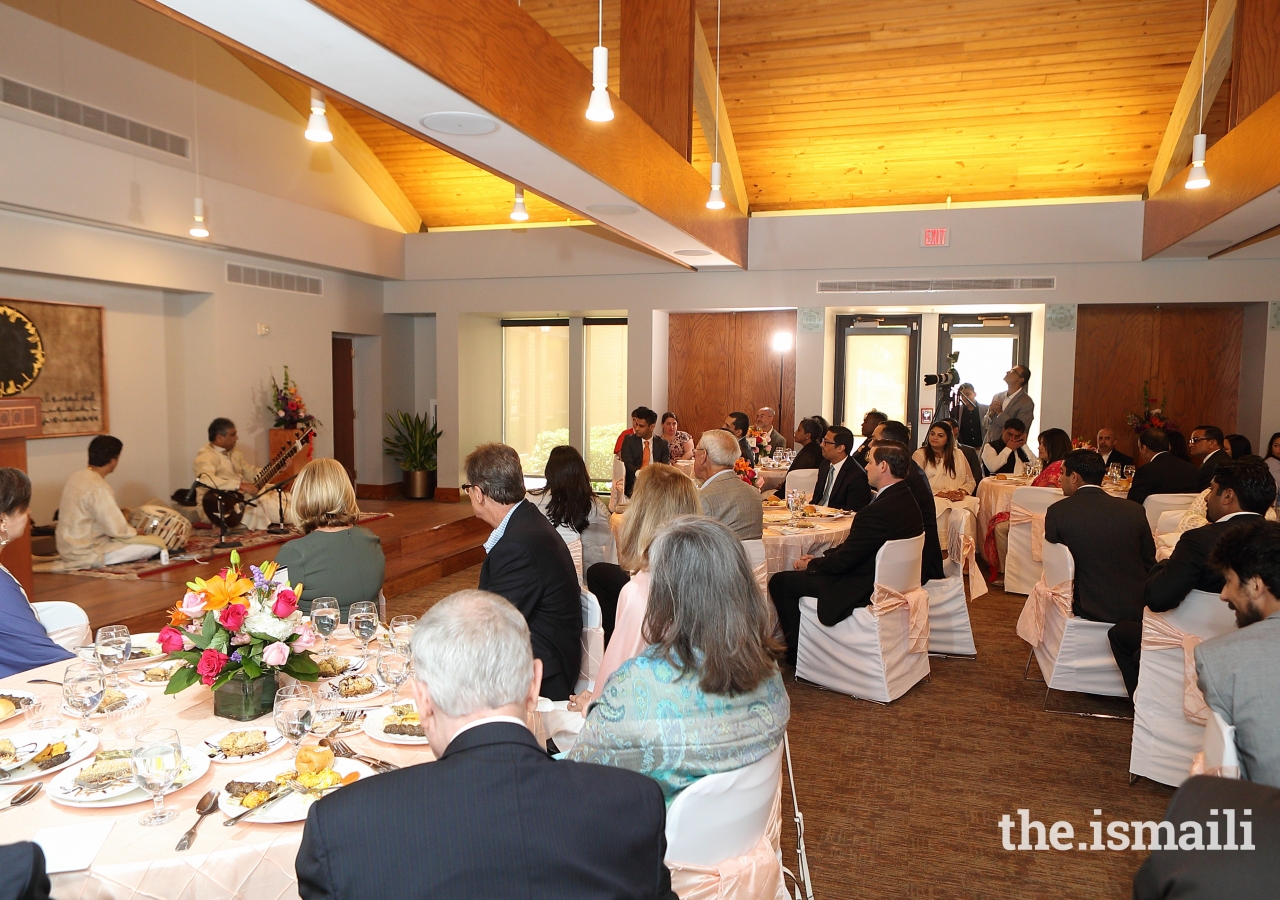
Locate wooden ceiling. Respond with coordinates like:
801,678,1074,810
295,0,1211,226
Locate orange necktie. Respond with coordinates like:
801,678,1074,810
642,440,650,467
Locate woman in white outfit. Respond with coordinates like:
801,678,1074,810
526,446,613,577
913,421,978,545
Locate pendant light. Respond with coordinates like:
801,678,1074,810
706,0,725,209
189,38,209,238
305,88,334,143
1186,0,1211,190
189,197,209,238
510,186,529,221
585,0,613,121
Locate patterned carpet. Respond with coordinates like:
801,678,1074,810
390,566,1176,897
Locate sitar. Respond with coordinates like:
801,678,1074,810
202,426,315,529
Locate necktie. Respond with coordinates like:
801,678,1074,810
642,440,650,467
821,467,834,506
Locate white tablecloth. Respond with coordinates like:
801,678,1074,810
756,466,788,494
761,512,852,574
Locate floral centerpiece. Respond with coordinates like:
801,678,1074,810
1126,381,1179,435
269,366,320,430
158,551,319,710
747,427,773,458
734,456,758,487
1072,438,1095,450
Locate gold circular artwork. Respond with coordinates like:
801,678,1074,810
0,305,46,396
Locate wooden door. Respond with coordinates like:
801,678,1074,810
332,337,356,482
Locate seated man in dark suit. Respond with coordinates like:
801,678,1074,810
466,443,581,700
1128,428,1201,507
768,443,923,665
1191,424,1228,490
620,406,669,497
979,418,1032,476
1045,449,1155,623
723,410,756,466
297,590,677,900
1110,458,1276,696
851,409,888,468
812,425,871,511
875,421,945,583
774,417,825,498
1095,427,1133,471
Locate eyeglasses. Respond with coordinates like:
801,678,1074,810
461,483,476,493
1187,437,1210,445
820,439,837,447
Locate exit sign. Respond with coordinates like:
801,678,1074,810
922,227,950,247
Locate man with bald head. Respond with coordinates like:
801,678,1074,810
754,407,786,456
1096,428,1133,470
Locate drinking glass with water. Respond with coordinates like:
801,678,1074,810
63,661,105,734
274,685,315,761
132,726,183,826
378,646,412,703
95,625,131,688
348,601,379,654
310,598,340,657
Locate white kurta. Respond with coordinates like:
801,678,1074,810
54,469,136,569
193,444,279,530
913,448,977,495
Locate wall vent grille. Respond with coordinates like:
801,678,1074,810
227,263,323,295
817,276,1055,293
1,76,189,158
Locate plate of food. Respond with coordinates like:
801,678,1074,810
218,748,373,824
762,498,787,509
127,662,183,687
48,744,210,808
363,702,428,745
76,635,164,668
61,687,146,720
310,708,366,737
319,674,388,703
800,505,841,518
0,728,98,783
0,690,36,722
314,655,367,680
202,727,287,764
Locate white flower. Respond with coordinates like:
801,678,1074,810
243,603,303,642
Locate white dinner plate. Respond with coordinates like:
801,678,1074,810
126,662,184,687
319,673,388,703
76,634,164,669
48,744,210,807
202,726,287,764
313,655,368,680
0,689,37,722
218,757,374,824
0,728,98,783
362,702,428,746
61,688,147,720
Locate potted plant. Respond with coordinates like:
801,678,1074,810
384,411,441,499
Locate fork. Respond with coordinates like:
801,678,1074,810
325,738,399,772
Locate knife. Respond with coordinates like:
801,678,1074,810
223,786,295,826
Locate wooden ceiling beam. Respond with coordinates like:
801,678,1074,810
692,15,748,215
1228,0,1280,127
1147,0,1235,197
620,0,695,160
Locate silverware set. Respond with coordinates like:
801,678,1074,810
175,790,219,850
321,737,400,773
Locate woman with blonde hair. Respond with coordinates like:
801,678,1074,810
274,458,385,617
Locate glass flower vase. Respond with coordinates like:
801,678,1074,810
212,670,278,721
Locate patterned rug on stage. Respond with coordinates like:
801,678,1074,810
33,512,392,581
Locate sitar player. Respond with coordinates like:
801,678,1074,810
194,418,285,530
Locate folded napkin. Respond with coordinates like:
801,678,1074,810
33,819,115,874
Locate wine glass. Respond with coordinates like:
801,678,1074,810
785,489,800,525
1123,465,1136,481
1107,464,1121,485
95,625,131,688
377,646,412,703
348,601,379,655
62,662,105,734
273,685,315,761
131,727,182,826
388,615,416,651
310,598,339,657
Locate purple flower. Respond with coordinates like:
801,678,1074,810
230,650,243,663
249,565,270,594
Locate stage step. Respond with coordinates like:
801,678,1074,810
381,517,490,599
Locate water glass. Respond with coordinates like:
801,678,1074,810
63,662,105,733
388,615,417,651
1107,464,1122,484
109,695,150,741
1123,465,1136,481
132,727,182,826
348,601,379,654
310,598,340,656
23,695,60,730
377,646,412,702
274,686,315,761
95,625,131,688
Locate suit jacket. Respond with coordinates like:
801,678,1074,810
983,389,1034,442
1197,448,1229,491
1044,486,1155,623
812,456,872,512
0,843,51,900
620,434,670,497
773,441,823,498
1127,452,1201,507
959,444,984,490
737,436,756,467
699,471,764,540
1100,448,1134,470
297,722,678,900
1144,514,1262,612
1195,613,1280,789
851,438,872,469
903,462,946,582
803,481,924,625
1132,775,1280,900
479,502,582,687
951,398,987,448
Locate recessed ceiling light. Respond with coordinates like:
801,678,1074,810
587,204,639,216
674,249,713,257
419,112,499,135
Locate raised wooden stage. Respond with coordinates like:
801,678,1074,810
32,499,489,634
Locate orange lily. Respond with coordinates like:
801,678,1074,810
188,572,253,611
168,603,191,627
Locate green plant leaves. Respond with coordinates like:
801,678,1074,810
383,410,442,472
164,665,200,695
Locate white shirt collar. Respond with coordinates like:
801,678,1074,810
700,469,735,489
1076,484,1106,491
829,456,846,476
1150,451,1166,460
449,715,529,743
1217,511,1261,522
483,500,523,553
1005,387,1023,403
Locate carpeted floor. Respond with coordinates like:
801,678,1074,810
388,566,1176,898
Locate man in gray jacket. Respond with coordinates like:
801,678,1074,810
982,365,1035,442
1197,518,1280,788
694,430,763,540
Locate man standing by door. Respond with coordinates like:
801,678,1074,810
983,366,1034,442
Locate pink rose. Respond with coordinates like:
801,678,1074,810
261,641,290,668
157,626,185,653
219,603,248,631
231,632,253,646
272,588,298,618
196,649,229,686
290,623,317,652
180,591,206,617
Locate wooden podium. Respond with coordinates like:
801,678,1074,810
0,397,41,598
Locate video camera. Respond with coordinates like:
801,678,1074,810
924,351,960,387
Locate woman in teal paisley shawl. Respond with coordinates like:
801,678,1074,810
569,516,790,804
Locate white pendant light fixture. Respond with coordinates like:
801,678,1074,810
510,186,529,221
305,88,334,143
189,39,209,238
585,0,613,121
1186,0,1211,190
190,196,209,238
706,0,725,209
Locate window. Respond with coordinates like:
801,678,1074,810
502,321,569,475
935,314,1031,410
833,315,921,442
584,320,628,483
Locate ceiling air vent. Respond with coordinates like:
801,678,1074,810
1,76,189,158
227,263,322,296
817,277,1055,294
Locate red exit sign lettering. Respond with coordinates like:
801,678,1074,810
921,227,950,247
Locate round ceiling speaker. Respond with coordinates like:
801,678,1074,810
673,248,714,257
419,112,499,135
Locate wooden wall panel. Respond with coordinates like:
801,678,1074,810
1229,0,1280,127
667,311,797,452
1071,304,1242,459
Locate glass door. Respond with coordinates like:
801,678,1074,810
502,319,570,475
833,315,921,444
935,314,1031,414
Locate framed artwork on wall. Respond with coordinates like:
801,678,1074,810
0,298,107,437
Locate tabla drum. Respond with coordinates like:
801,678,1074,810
127,505,193,551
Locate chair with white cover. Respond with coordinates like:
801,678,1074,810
741,539,769,601
1142,493,1200,531
1128,590,1238,786
1016,541,1129,712
576,590,604,694
925,508,980,657
784,468,819,498
566,538,584,586
608,457,629,513
1202,709,1240,779
1155,509,1186,535
796,534,930,703
32,600,91,652
1004,486,1064,594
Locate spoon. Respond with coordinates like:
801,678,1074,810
26,679,62,687
175,790,219,851
0,782,43,813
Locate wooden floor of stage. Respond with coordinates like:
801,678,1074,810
32,498,489,634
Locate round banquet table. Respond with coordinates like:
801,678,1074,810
761,508,852,574
756,465,789,494
976,476,1130,541
0,629,476,900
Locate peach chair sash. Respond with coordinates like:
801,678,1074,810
1015,576,1073,646
1140,612,1210,725
869,583,931,654
953,532,987,600
667,785,787,900
1008,505,1046,562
